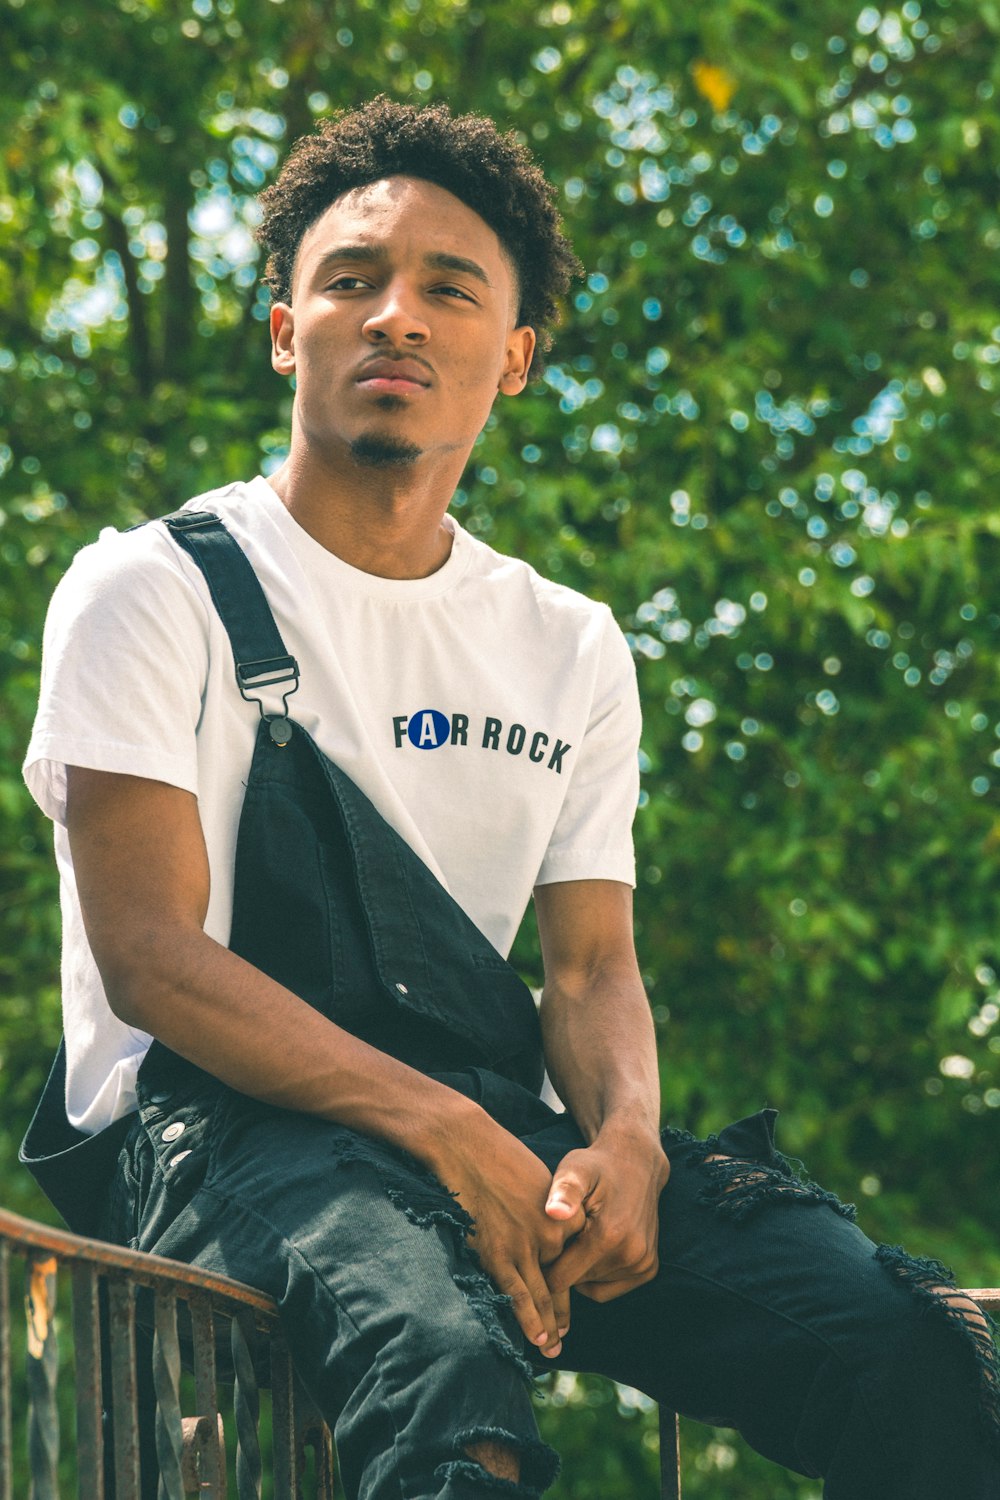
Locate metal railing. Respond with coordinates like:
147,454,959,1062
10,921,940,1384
3,1204,998,1500
0,1207,333,1499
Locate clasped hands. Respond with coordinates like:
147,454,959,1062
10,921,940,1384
453,1125,671,1362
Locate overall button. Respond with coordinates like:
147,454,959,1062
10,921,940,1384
162,1121,186,1143
395,982,408,994
168,1150,192,1168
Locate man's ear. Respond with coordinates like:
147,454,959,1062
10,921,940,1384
499,325,536,395
270,303,295,375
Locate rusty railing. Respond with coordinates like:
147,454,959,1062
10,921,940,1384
0,1206,333,1499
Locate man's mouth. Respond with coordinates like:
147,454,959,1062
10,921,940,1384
356,358,431,394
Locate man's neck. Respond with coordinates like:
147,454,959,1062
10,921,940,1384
266,446,462,581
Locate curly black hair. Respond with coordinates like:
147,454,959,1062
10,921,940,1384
256,96,580,377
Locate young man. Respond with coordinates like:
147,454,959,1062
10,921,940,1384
23,98,1000,1498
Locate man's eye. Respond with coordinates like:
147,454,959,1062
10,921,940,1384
327,275,370,291
434,285,474,301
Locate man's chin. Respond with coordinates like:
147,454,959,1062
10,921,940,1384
349,432,423,468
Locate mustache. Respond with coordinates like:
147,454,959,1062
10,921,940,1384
358,352,434,376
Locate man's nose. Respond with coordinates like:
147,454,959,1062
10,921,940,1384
362,282,430,345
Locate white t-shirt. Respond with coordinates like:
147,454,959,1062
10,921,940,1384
25,476,641,1134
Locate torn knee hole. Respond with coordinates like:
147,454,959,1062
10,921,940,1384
695,1149,857,1223
927,1286,993,1339
705,1152,813,1193
704,1153,769,1191
465,1438,520,1482
445,1427,560,1496
875,1246,995,1346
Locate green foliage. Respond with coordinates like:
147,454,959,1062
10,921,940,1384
2,0,999,1491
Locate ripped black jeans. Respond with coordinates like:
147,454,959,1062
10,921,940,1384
105,1064,1000,1500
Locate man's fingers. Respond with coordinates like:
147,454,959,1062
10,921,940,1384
551,1287,571,1341
545,1157,593,1223
544,1185,586,1222
545,1217,658,1298
496,1263,564,1358
544,1232,598,1297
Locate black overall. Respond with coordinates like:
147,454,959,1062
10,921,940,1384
21,513,1000,1500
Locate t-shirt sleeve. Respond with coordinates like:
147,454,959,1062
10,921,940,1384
535,608,641,888
23,527,210,826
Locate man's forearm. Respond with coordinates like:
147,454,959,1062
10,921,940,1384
105,920,483,1172
539,958,661,1148
536,953,670,1303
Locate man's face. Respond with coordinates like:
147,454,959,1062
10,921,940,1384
270,176,536,470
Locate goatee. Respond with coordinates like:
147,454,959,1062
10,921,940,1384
350,434,422,468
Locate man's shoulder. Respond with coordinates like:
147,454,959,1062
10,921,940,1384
138,477,262,553
66,479,256,576
46,480,267,642
457,523,615,632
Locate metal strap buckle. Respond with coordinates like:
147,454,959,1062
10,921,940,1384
164,511,219,533
236,655,300,719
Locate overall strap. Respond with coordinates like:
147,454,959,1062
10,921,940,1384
163,511,300,733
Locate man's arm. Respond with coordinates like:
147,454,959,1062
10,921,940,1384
66,766,585,1354
534,879,670,1301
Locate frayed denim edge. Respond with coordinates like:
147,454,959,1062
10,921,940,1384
435,1425,560,1496
682,1130,858,1224
332,1132,474,1231
452,1273,537,1383
331,1134,537,1383
875,1242,1000,1453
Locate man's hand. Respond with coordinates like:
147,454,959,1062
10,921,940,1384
431,1114,587,1358
542,1126,670,1302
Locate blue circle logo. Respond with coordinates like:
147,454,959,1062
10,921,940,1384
407,709,450,750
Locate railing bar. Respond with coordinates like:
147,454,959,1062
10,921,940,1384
0,1211,276,1316
268,1336,296,1500
658,1407,681,1500
26,1254,59,1500
154,1289,185,1500
314,1421,336,1500
108,1277,141,1499
190,1295,218,1435
70,1262,105,1500
0,1241,11,1500
190,1295,222,1499
966,1290,1000,1310
232,1309,262,1500
294,1384,334,1500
